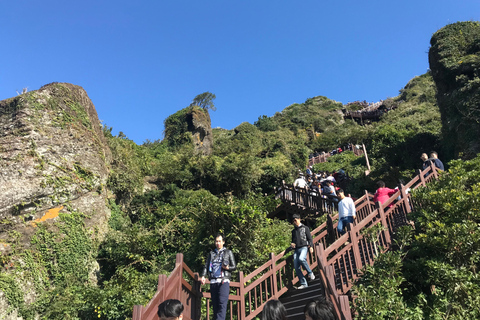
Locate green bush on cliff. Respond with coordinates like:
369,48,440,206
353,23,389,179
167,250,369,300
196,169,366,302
163,106,194,148
429,21,480,160
104,127,156,204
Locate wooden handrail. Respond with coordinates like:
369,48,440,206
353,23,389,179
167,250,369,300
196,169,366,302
308,145,364,167
133,164,441,320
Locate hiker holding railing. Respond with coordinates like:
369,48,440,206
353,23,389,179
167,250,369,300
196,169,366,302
373,180,396,207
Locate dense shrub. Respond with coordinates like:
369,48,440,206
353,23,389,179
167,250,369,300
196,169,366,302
352,155,480,319
429,21,480,160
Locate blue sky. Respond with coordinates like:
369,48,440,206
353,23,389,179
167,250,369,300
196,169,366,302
1,1,479,144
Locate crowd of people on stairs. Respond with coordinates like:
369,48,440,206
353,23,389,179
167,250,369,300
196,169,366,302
152,150,446,320
293,168,349,205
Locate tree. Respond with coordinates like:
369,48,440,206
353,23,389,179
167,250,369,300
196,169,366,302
190,92,217,111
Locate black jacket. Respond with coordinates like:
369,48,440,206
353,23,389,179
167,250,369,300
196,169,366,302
201,248,236,280
292,224,313,249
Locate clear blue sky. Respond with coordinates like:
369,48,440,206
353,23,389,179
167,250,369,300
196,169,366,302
1,1,479,144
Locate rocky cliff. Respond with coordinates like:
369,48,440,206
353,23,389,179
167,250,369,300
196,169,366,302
189,107,213,155
0,83,112,251
163,105,213,155
429,21,480,159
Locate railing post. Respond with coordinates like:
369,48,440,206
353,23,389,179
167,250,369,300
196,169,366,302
317,243,327,267
376,202,391,247
365,190,372,216
339,295,353,320
417,169,426,186
239,271,246,320
132,305,144,320
325,264,339,299
270,252,278,297
399,183,412,214
176,253,183,298
431,163,438,180
158,274,167,299
193,274,202,320
348,223,362,275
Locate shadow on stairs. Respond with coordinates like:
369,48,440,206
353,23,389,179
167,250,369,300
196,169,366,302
279,275,325,320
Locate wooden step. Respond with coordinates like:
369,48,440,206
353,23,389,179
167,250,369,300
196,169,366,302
279,276,325,320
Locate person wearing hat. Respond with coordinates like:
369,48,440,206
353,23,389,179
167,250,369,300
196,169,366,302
306,166,313,177
290,214,315,289
294,173,309,206
294,173,308,189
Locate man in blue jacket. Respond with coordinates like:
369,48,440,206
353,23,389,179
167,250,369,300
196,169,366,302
430,151,445,171
291,214,315,289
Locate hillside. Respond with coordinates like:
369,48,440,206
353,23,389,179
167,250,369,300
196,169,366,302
0,21,479,320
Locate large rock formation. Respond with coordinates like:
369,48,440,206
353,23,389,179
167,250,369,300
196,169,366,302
429,21,480,160
189,107,213,155
0,83,112,250
163,106,213,155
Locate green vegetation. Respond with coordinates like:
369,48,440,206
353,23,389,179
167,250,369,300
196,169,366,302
163,106,195,149
1,75,443,318
353,155,480,319
1,21,480,320
429,21,480,160
190,91,217,111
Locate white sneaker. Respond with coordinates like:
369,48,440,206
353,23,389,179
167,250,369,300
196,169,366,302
297,285,308,289
309,273,316,281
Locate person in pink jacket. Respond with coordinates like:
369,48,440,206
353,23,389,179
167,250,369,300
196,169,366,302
373,180,397,207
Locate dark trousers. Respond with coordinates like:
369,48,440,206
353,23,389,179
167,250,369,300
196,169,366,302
211,281,230,320
337,216,354,235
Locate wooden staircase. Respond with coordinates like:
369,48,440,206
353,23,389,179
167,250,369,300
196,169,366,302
132,164,441,320
279,277,324,320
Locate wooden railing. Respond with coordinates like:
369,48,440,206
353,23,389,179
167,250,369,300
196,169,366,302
132,246,313,320
133,164,441,320
308,146,364,167
308,164,440,317
274,183,339,216
132,254,202,320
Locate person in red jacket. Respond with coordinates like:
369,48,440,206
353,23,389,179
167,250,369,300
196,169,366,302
373,180,396,207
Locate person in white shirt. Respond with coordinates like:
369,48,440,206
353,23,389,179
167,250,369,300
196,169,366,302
294,173,309,205
337,189,356,235
326,172,336,183
294,174,308,189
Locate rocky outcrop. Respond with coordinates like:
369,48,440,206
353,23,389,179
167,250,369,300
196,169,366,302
0,83,112,249
188,107,213,155
164,106,213,155
429,21,480,159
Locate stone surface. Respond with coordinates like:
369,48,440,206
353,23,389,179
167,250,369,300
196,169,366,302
429,21,480,159
189,107,213,155
0,83,112,248
164,105,213,155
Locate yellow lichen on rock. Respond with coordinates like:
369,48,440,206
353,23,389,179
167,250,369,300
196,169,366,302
31,206,64,227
